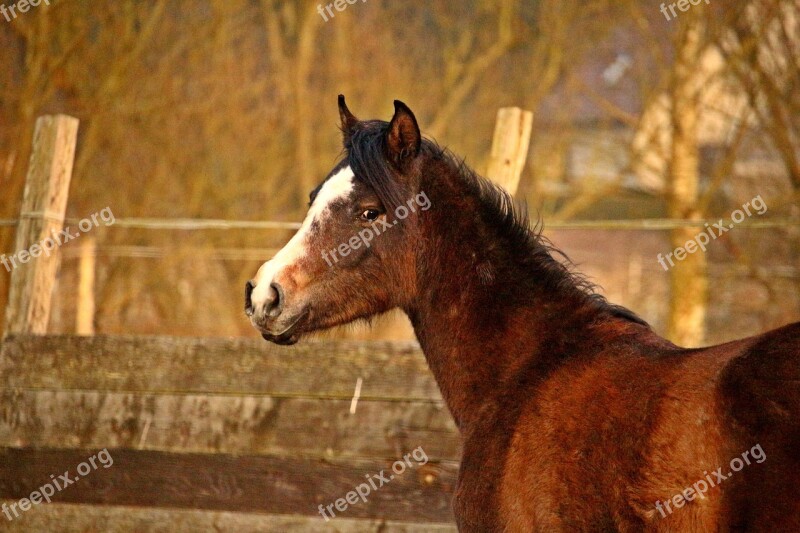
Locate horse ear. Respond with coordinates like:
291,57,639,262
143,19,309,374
386,100,421,165
338,94,359,144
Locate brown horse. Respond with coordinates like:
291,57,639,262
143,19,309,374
245,96,800,532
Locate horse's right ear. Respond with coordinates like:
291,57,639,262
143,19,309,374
338,95,359,144
385,100,421,167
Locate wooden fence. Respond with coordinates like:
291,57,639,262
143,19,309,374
0,336,459,531
0,110,533,531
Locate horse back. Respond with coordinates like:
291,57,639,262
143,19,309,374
497,322,800,531
716,321,800,529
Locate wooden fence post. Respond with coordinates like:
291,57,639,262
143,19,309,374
3,115,79,338
76,234,96,336
486,107,533,195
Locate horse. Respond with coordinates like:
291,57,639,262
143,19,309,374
244,96,800,531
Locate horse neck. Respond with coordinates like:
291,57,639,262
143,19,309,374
403,171,606,430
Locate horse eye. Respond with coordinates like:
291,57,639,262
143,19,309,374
360,209,381,222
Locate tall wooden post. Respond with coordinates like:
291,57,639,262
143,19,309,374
486,107,533,195
76,235,96,336
3,115,79,338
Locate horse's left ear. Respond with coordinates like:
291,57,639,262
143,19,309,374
386,100,421,166
338,94,359,144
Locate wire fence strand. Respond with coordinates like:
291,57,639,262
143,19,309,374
1,217,799,231
3,217,799,261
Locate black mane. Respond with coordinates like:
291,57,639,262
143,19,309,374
344,120,649,328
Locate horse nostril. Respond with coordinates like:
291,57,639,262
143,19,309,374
244,280,255,316
266,282,284,317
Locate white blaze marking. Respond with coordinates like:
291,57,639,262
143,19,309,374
250,165,355,310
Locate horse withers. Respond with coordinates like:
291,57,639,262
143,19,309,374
245,96,800,531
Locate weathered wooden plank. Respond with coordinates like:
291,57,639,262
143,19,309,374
0,335,442,401
0,448,457,523
0,502,459,532
0,390,460,460
4,116,79,338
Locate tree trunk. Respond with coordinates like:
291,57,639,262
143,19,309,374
666,22,707,347
292,2,320,209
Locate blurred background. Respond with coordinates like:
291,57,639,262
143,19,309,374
1,0,798,347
